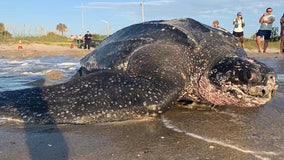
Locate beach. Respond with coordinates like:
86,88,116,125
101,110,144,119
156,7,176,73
1,43,284,60
1,43,284,160
0,43,90,59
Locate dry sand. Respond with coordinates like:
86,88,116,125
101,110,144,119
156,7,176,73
244,48,284,59
0,43,283,60
0,43,90,59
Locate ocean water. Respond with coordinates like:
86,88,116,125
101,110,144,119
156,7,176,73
0,56,80,92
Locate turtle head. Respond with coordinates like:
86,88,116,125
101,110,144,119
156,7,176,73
199,56,278,107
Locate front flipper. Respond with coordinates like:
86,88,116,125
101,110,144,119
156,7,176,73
0,69,184,124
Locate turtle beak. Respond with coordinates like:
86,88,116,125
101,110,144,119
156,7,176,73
208,56,278,107
247,72,278,98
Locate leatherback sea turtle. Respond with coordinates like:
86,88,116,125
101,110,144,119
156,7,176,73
0,18,278,124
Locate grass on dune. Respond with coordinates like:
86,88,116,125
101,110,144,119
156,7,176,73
0,32,108,46
242,39,280,50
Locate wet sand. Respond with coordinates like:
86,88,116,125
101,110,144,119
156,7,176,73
1,43,284,160
2,104,284,160
0,117,260,160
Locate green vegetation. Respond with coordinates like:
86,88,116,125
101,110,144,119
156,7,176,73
0,22,108,46
0,32,70,45
242,39,280,50
0,32,108,46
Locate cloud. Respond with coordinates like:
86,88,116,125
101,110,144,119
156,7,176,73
79,0,175,9
74,0,284,37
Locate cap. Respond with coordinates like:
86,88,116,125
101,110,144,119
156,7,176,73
237,12,242,16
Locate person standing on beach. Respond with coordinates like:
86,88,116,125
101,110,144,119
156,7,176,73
256,7,275,53
233,12,245,48
280,13,284,53
84,31,93,50
76,34,83,48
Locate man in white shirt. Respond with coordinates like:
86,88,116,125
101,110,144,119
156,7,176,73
256,7,275,53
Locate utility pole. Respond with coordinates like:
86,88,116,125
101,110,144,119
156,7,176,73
140,2,144,22
81,1,85,34
101,20,110,36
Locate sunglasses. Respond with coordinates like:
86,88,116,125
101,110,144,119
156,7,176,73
267,10,272,12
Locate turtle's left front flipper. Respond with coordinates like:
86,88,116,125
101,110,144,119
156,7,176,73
0,69,185,124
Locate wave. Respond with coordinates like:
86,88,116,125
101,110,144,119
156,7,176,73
0,56,80,92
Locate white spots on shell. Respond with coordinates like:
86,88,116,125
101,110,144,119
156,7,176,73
188,36,198,45
209,30,214,37
237,94,243,99
180,72,186,80
36,113,42,117
147,105,158,111
117,61,128,71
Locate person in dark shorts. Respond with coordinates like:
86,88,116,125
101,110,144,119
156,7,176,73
84,31,93,50
233,12,245,48
256,7,275,53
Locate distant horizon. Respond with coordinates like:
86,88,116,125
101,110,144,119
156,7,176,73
1,0,283,38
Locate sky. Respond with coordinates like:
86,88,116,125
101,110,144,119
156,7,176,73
0,0,283,38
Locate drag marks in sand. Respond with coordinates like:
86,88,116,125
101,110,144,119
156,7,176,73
161,117,282,160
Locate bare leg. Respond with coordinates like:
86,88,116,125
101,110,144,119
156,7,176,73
263,40,269,53
281,37,284,53
281,39,283,53
256,36,262,52
240,36,245,48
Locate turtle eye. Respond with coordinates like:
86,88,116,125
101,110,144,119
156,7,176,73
237,70,253,83
247,71,252,81
247,72,258,83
